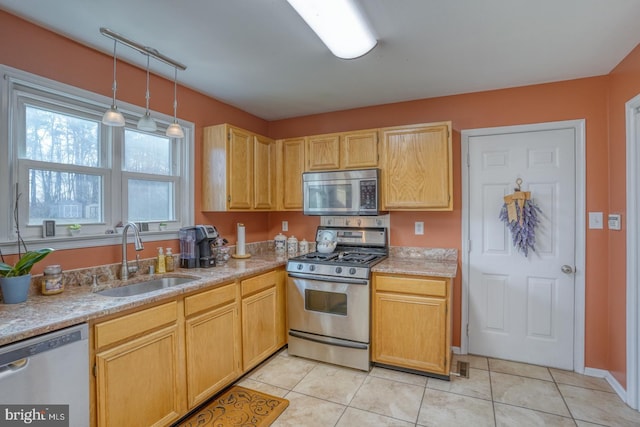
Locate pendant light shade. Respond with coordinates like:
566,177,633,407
166,67,184,139
102,39,126,127
137,55,157,132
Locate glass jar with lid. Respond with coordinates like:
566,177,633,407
287,235,298,256
41,265,63,295
274,233,287,254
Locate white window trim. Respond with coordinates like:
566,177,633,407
0,64,194,255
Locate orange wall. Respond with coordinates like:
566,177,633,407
606,43,640,386
0,9,633,382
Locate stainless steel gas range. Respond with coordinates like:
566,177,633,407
286,226,388,371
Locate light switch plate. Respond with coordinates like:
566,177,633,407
415,221,424,235
608,214,621,230
588,212,603,229
282,221,288,232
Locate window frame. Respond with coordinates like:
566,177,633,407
0,64,194,254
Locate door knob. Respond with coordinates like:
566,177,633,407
561,265,574,274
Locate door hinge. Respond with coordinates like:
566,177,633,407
93,363,97,377
228,131,231,141
228,195,231,202
466,324,469,336
467,152,470,167
467,240,472,253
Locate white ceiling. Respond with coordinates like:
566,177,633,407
2,0,640,120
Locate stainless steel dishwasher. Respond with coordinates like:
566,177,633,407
0,323,89,427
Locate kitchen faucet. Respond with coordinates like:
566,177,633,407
120,222,144,280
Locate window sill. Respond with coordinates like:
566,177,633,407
0,231,180,255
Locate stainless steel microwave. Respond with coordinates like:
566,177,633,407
302,168,383,216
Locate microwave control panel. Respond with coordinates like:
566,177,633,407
359,180,377,210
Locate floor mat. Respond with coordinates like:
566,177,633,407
175,385,289,427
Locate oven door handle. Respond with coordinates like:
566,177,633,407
288,330,368,350
287,272,368,285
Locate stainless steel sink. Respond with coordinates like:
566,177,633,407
95,277,196,297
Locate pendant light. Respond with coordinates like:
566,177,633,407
136,55,157,131
166,67,184,139
102,39,126,126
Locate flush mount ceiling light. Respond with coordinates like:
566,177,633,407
287,0,377,59
99,28,186,136
102,39,125,126
166,67,184,139
137,54,157,132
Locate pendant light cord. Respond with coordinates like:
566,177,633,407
111,39,118,105
145,55,151,112
173,67,178,120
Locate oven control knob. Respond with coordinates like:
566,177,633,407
349,267,357,275
335,267,342,274
296,264,303,271
309,265,316,272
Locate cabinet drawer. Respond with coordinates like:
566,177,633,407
241,270,277,297
95,301,178,349
375,275,447,297
185,282,237,317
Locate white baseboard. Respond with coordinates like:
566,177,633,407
584,367,627,403
452,346,462,355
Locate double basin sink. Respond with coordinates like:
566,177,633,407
96,276,197,298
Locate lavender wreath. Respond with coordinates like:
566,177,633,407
499,194,542,257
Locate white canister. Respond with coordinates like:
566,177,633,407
274,233,287,254
287,235,298,255
299,239,309,255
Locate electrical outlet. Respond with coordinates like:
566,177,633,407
282,221,288,232
415,221,424,235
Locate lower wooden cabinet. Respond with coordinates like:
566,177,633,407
94,302,185,427
241,270,281,371
91,268,286,427
184,282,241,409
372,273,452,377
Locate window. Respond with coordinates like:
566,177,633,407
0,65,194,250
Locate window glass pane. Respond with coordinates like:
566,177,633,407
128,179,174,222
124,130,172,175
24,105,100,167
27,169,102,225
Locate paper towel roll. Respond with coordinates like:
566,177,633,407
236,223,246,256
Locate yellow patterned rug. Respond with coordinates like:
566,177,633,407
175,386,289,427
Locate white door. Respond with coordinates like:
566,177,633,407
467,125,576,369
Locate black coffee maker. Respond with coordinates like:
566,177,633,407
179,225,218,268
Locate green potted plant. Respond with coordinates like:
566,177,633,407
68,223,81,236
0,248,54,303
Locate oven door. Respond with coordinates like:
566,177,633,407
287,272,369,343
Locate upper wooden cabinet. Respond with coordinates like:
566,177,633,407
380,122,453,210
306,130,379,171
202,124,275,211
276,137,306,210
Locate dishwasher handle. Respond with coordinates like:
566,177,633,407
0,358,29,380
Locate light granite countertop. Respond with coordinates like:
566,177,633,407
0,253,288,347
0,246,458,347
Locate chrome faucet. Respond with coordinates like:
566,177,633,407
120,222,144,280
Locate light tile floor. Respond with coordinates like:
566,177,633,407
236,349,640,427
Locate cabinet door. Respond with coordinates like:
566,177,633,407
95,326,183,427
307,134,340,170
277,138,306,210
228,126,253,209
185,302,241,408
373,292,448,375
381,123,452,210
342,130,378,169
253,135,276,210
242,286,278,371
